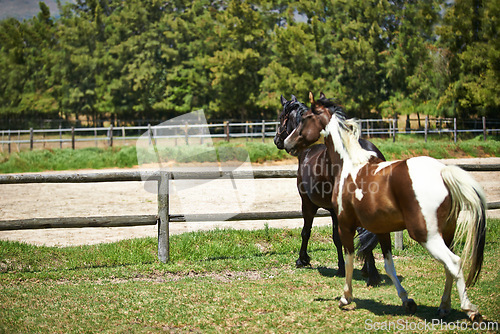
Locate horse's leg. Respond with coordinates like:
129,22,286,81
378,233,416,314
338,222,356,308
422,234,481,322
363,251,382,287
356,228,382,286
437,228,455,318
296,197,318,267
438,268,454,318
330,211,345,276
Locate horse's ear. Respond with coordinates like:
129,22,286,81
291,94,297,102
280,95,287,106
319,92,326,99
309,92,315,104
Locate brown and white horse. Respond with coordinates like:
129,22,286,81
284,93,486,322
274,94,383,286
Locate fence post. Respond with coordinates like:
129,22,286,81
424,115,429,143
224,121,230,142
59,125,63,149
483,116,487,141
109,125,113,147
453,118,457,143
71,127,75,150
8,130,11,154
261,120,266,143
392,116,397,142
30,128,34,150
199,124,204,145
148,124,152,146
395,231,404,250
157,172,170,263
245,121,249,142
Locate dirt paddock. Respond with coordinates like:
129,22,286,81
0,158,498,247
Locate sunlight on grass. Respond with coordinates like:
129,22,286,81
0,220,498,333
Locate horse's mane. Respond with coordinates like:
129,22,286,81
284,99,309,127
317,97,375,165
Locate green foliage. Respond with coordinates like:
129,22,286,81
0,0,499,124
0,141,292,173
437,0,500,118
370,135,500,160
244,141,290,162
0,147,138,173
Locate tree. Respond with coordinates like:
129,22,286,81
259,0,338,111
381,0,445,119
54,0,111,123
437,0,500,117
0,0,496,127
206,0,271,119
0,2,59,125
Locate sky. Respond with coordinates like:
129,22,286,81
0,0,74,21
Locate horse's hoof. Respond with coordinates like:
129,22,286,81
366,274,382,287
437,308,450,319
296,258,311,268
468,311,483,324
403,299,417,314
338,296,352,309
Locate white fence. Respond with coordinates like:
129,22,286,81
1,117,499,153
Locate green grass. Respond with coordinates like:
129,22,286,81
0,141,291,174
370,135,500,160
0,146,138,173
1,220,499,333
1,136,499,174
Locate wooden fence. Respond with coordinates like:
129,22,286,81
0,165,499,262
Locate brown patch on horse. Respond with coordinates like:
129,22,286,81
345,160,429,242
337,161,404,235
437,195,455,247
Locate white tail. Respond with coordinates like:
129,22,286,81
441,165,487,286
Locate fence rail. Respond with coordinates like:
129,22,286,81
0,164,499,262
2,117,499,153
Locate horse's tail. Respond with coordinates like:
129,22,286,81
441,165,487,287
355,227,378,258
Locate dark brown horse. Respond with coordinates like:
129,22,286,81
274,95,384,286
284,93,486,322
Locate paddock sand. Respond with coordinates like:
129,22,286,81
0,158,499,247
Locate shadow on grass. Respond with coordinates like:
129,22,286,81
307,266,404,287
309,266,473,322
314,295,472,323
354,298,472,323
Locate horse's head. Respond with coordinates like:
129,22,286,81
274,95,309,151
283,92,333,156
